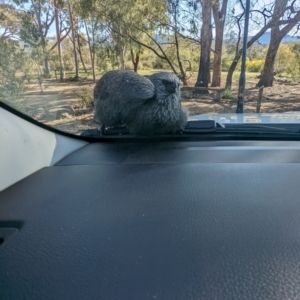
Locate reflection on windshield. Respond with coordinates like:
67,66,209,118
1,0,300,135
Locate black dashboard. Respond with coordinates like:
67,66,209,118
1,140,300,299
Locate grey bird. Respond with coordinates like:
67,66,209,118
93,70,188,136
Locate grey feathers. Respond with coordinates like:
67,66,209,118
94,70,156,126
94,70,188,136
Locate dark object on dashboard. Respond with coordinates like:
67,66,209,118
80,120,223,137
182,120,218,133
80,128,102,137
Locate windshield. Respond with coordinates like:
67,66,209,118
1,0,300,136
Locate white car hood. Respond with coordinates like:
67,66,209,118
190,113,300,125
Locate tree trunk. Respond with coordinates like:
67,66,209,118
225,0,292,90
174,32,187,85
257,1,300,87
257,30,281,87
195,0,212,93
130,48,140,72
119,45,126,70
77,34,87,73
225,58,239,89
172,4,188,86
211,0,228,87
134,53,139,72
54,0,65,81
225,22,276,89
40,35,50,76
84,20,96,82
43,53,50,76
212,51,222,86
68,0,79,79
31,0,54,76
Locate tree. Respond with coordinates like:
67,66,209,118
76,0,200,83
76,32,88,73
130,43,142,72
83,18,97,82
0,38,26,104
67,0,79,79
11,0,72,77
225,1,281,89
257,1,300,87
290,43,300,79
0,2,24,40
53,0,65,80
225,0,300,89
195,0,212,91
165,0,189,84
211,0,229,87
28,0,55,75
78,0,119,81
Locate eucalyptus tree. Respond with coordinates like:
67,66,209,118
211,0,229,87
0,1,25,40
77,0,110,81
225,0,300,89
195,0,212,90
19,0,55,75
257,0,300,87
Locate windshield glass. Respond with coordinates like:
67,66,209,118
1,0,300,135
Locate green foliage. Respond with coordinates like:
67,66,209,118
139,52,156,69
288,43,300,79
19,12,41,46
221,58,232,71
0,38,26,105
246,59,264,72
222,86,233,99
4,0,300,108
24,46,46,91
247,44,267,61
48,52,61,72
66,75,80,82
221,58,241,72
274,44,294,75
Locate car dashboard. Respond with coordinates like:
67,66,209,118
1,107,300,299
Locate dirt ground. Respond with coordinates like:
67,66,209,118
16,77,300,135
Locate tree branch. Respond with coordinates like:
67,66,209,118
49,27,72,51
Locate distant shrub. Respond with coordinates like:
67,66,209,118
221,59,232,71
124,62,133,70
0,38,26,105
221,59,241,72
152,60,164,69
246,60,264,72
222,87,233,99
76,88,93,108
66,75,79,82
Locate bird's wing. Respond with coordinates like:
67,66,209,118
120,71,156,103
94,70,156,105
94,71,157,126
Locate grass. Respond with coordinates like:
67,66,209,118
231,72,260,81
